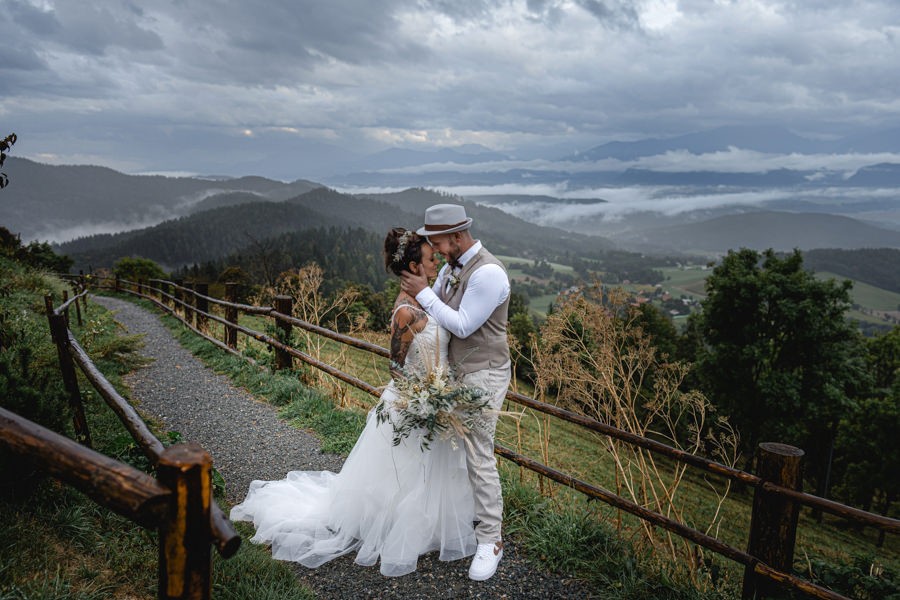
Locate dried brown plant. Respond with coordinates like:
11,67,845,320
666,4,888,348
253,264,365,407
529,282,739,575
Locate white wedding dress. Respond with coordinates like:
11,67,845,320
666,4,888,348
230,312,477,577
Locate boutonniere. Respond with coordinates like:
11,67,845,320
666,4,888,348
447,273,461,289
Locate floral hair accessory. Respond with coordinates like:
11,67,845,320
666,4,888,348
392,230,414,264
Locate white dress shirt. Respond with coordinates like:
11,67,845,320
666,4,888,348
415,241,510,339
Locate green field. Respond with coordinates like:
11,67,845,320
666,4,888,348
816,271,900,312
663,266,900,325
659,266,711,299
496,254,575,275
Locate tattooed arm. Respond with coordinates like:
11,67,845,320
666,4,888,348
389,304,428,379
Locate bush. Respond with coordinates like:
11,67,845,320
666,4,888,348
113,256,167,283
0,257,70,433
796,554,899,600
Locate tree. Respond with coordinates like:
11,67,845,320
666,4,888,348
831,326,899,539
0,132,16,189
113,256,167,282
691,248,869,498
632,302,679,360
0,226,73,272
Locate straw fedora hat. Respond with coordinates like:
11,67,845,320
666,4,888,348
416,204,473,236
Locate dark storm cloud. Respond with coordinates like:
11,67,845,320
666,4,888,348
6,0,161,55
1,0,898,179
153,0,430,85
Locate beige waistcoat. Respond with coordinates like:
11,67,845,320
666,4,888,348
442,247,510,375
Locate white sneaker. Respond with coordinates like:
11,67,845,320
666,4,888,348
468,541,503,581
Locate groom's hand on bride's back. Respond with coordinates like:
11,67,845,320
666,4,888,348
400,266,429,296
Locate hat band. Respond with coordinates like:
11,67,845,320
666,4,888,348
423,220,469,233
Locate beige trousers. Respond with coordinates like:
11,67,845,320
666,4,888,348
461,362,511,544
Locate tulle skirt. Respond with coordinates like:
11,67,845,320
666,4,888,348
230,400,477,577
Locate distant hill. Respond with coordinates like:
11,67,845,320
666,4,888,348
616,211,900,255
804,248,900,294
569,125,823,161
567,125,900,162
57,200,342,272
358,189,613,256
342,146,510,172
57,187,430,271
57,187,618,272
0,157,321,241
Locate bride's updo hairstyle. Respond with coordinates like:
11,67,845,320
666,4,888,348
384,227,426,276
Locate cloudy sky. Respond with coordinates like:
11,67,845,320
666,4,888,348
2,0,899,181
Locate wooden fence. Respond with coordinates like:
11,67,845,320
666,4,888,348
98,275,899,600
0,276,240,600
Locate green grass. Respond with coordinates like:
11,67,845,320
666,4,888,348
501,471,736,599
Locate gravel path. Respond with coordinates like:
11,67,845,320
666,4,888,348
93,295,593,599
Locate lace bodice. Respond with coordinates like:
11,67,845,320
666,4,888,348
395,310,450,374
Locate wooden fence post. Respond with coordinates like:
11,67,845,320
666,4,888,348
138,279,144,296
742,442,804,599
115,275,121,293
224,283,238,350
157,443,212,600
274,295,293,370
72,284,83,327
195,283,208,332
61,290,71,328
78,270,88,310
173,279,183,318
185,283,195,324
44,295,92,448
161,281,171,310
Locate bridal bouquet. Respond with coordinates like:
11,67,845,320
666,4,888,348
376,362,490,451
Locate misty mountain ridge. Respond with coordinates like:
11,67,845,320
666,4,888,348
56,187,609,272
565,125,900,162
4,121,899,255
613,211,900,256
0,157,321,241
568,125,823,161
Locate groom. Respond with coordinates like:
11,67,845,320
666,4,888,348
400,203,511,582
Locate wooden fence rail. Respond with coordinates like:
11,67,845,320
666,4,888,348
96,276,899,600
8,282,244,599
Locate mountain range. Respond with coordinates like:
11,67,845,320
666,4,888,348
2,123,899,262
566,125,900,161
54,187,603,272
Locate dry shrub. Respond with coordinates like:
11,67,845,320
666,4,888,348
529,282,739,578
253,263,366,407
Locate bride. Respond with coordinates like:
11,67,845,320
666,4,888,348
230,227,477,577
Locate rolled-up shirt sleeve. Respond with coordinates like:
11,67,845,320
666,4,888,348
416,264,510,339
